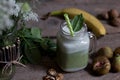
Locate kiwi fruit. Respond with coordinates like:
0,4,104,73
97,46,113,59
111,55,120,72
92,56,111,75
114,47,120,56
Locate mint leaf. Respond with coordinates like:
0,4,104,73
71,14,84,32
31,27,41,39
24,40,41,64
19,27,41,39
64,14,84,36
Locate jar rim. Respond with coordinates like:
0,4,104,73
60,21,87,36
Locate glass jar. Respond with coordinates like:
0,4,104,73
0,64,16,80
0,38,20,80
56,22,95,72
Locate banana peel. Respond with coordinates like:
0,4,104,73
41,7,106,38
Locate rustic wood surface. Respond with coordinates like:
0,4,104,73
12,0,120,80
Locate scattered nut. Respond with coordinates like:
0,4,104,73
55,73,64,80
98,9,120,27
97,11,109,20
119,14,120,18
108,9,119,19
43,68,64,80
43,75,56,80
47,68,57,76
109,18,120,27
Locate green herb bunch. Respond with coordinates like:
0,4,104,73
0,0,38,46
19,27,56,64
0,0,56,64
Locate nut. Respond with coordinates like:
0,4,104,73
43,68,64,80
43,75,55,80
47,68,57,76
55,73,64,80
119,14,120,18
108,9,119,19
97,11,109,20
110,18,120,27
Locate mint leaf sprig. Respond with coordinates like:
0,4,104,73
64,13,84,36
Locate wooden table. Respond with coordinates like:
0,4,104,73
12,0,120,80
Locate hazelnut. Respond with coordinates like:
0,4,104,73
43,75,55,80
47,68,57,76
55,73,64,80
97,11,109,20
108,9,119,19
110,18,120,27
118,14,120,18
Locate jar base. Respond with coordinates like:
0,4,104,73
0,64,16,80
59,65,87,72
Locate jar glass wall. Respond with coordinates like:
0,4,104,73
56,22,90,72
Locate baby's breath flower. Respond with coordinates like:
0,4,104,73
0,0,39,47
22,11,38,22
9,4,20,16
0,0,20,16
0,14,14,31
3,15,14,29
0,0,38,36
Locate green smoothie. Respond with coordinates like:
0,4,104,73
57,48,88,71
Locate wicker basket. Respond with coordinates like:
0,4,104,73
0,38,20,80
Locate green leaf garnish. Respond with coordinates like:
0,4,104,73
64,14,74,36
64,13,84,36
71,14,84,32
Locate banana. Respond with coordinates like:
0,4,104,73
42,7,106,37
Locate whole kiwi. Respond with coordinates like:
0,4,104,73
97,46,113,59
92,56,111,75
111,55,120,72
114,47,120,56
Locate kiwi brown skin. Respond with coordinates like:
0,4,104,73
92,56,111,75
114,47,120,56
97,46,113,59
111,55,120,72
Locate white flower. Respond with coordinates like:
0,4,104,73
0,14,14,31
0,0,39,36
7,0,20,16
0,0,19,35
3,15,14,29
22,11,38,21
0,0,20,16
9,4,20,16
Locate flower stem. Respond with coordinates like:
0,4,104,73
64,14,74,36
